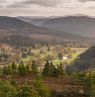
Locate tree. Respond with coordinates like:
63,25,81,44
17,85,39,97
2,65,12,75
0,81,17,97
11,62,17,70
26,65,29,73
18,63,27,76
33,77,50,97
83,72,95,97
58,52,63,60
57,63,64,76
31,60,38,76
11,62,17,74
49,61,55,76
42,60,50,76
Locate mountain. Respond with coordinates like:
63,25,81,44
42,16,95,39
70,46,95,71
0,16,88,46
17,16,50,26
0,16,64,36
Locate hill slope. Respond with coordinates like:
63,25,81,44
42,16,95,39
71,46,95,71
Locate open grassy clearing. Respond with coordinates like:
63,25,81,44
19,47,85,67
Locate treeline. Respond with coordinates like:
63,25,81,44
43,61,64,77
0,34,91,47
0,60,64,78
1,61,38,77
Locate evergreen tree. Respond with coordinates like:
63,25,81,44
33,77,50,97
31,60,38,76
18,63,27,76
57,63,64,76
11,62,17,70
17,85,39,97
26,65,29,73
11,62,17,74
42,60,50,76
58,52,63,60
52,67,59,77
0,81,17,97
49,61,55,76
83,72,95,97
3,65,12,75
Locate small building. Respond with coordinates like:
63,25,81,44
62,56,68,60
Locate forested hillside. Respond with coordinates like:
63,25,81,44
69,46,95,71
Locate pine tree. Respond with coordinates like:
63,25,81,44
33,77,50,97
42,60,50,76
11,62,17,70
0,81,17,97
18,63,27,76
31,60,38,76
49,61,55,76
11,62,17,74
26,65,29,73
3,65,12,75
57,63,64,76
17,84,39,97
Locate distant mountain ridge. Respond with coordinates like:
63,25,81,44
17,16,95,40
0,16,89,46
42,16,95,39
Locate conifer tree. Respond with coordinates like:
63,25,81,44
57,63,64,76
42,60,50,76
17,84,39,97
11,62,17,70
18,63,27,76
31,60,38,76
11,62,17,74
33,77,50,97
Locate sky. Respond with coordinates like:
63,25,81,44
0,0,95,16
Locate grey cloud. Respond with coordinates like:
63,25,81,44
88,6,95,9
0,0,6,3
0,0,3,2
7,0,63,8
7,3,27,8
23,0,62,7
0,5,3,7
79,0,95,2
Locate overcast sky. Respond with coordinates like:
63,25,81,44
0,0,95,16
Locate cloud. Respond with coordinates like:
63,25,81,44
24,0,63,7
1,0,95,16
7,0,64,8
0,0,95,9
79,0,95,2
0,0,3,2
